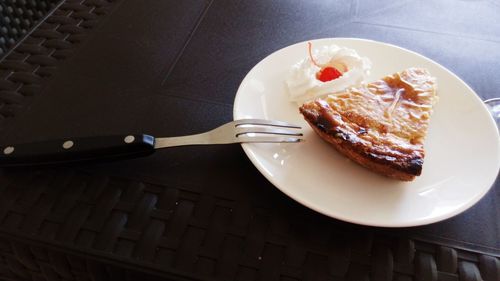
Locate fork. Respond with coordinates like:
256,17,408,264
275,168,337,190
0,119,303,167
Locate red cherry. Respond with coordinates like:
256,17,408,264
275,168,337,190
317,66,343,82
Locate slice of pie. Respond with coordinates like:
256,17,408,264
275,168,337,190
299,68,438,181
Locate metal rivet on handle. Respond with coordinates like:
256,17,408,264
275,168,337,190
63,140,74,149
3,146,14,155
124,135,135,143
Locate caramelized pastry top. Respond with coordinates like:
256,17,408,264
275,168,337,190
305,68,437,161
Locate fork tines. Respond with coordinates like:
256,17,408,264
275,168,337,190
234,119,304,143
234,118,301,129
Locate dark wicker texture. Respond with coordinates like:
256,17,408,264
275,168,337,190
0,168,498,281
0,0,117,122
0,236,178,281
0,0,498,281
0,0,61,58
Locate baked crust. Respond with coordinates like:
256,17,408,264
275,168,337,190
299,68,437,181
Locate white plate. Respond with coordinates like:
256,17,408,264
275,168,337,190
233,38,500,227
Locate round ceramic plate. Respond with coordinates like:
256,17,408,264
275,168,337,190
233,38,500,227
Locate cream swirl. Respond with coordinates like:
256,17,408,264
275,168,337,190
286,44,372,104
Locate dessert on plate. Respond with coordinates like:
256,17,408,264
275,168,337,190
299,67,438,181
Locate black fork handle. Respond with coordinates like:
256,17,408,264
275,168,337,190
0,134,156,167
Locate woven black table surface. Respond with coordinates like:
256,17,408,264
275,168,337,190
0,0,498,281
0,0,61,57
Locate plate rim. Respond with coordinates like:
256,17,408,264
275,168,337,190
233,37,500,227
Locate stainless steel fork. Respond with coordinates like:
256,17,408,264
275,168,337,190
154,119,303,148
0,119,303,167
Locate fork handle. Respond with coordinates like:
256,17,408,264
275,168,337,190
0,134,155,167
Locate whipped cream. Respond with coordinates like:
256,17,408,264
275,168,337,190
286,44,372,103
